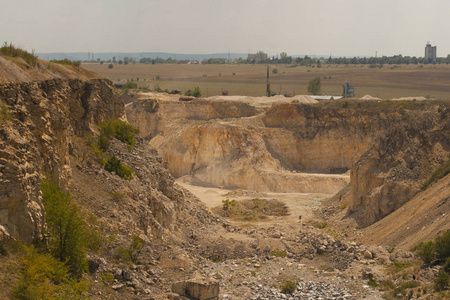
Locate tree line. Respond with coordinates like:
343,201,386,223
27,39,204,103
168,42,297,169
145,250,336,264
115,54,450,65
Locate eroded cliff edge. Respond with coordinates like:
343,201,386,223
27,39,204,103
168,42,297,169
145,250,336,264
0,78,123,242
348,108,450,227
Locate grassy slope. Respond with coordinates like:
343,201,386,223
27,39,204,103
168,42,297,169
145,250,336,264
0,55,101,84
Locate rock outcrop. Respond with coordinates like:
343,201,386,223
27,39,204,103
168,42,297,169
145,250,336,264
127,97,353,193
262,103,405,173
348,109,450,227
0,78,123,242
126,95,421,193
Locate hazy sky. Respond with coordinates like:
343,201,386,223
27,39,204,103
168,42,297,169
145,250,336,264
1,0,449,57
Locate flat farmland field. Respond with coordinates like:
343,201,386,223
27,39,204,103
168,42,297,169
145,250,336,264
83,63,450,99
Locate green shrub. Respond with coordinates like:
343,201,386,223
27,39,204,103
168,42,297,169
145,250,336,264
99,272,114,286
0,42,38,66
272,68,278,74
108,64,113,69
11,246,87,300
115,246,131,263
129,235,143,263
99,119,138,149
97,132,110,152
280,281,297,294
184,86,202,97
115,235,143,264
416,230,450,266
122,81,137,90
83,214,105,253
444,258,450,273
41,178,88,278
416,241,435,265
435,271,449,291
104,155,133,180
435,230,450,261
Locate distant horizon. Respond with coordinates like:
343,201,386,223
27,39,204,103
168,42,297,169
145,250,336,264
2,1,449,58
36,50,438,62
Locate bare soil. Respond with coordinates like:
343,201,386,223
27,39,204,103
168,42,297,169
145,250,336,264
84,63,450,99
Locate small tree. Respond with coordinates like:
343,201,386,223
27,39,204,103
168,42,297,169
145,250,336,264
307,77,321,95
41,178,87,278
192,86,202,97
108,64,113,69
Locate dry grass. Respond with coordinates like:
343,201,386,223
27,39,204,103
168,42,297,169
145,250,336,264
83,63,450,99
211,198,289,221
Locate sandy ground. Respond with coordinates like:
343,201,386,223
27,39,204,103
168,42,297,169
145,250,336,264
176,180,333,225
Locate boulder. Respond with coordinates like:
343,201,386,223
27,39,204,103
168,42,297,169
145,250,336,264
171,281,186,296
186,278,219,300
363,250,373,259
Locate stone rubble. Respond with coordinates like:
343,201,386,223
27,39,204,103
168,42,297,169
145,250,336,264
250,281,352,300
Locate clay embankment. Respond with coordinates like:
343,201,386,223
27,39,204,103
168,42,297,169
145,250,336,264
126,94,409,194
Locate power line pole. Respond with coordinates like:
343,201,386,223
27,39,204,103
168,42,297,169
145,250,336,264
266,65,271,97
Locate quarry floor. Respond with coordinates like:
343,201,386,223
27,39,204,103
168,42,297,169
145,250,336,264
177,180,388,299
176,180,333,226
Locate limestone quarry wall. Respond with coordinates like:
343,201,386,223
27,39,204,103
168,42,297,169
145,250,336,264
262,104,405,173
126,98,415,193
0,78,123,242
348,110,450,227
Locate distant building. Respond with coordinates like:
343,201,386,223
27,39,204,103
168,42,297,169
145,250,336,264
342,81,355,98
248,52,268,62
424,42,437,61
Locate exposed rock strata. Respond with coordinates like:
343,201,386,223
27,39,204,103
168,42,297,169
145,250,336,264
126,97,414,193
348,109,450,227
0,78,123,242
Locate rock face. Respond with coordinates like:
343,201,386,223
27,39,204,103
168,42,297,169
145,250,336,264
261,103,405,173
0,78,123,242
126,97,412,193
348,110,450,227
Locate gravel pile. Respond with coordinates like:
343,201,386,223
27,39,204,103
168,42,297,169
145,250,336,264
248,281,352,300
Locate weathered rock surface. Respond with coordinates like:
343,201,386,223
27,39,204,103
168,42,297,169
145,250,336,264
348,110,450,227
128,97,395,193
261,103,404,173
0,78,123,242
